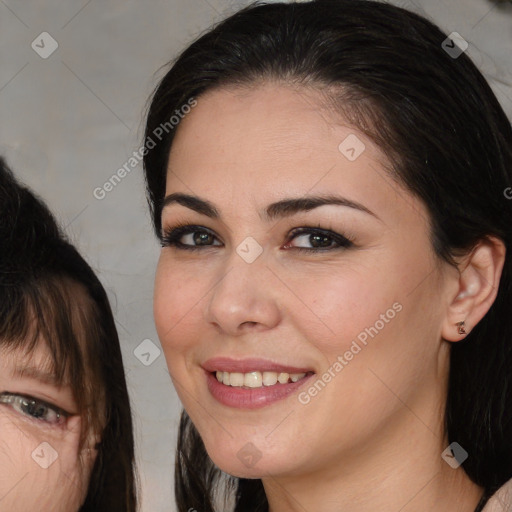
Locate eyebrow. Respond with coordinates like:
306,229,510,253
12,365,60,387
162,193,380,222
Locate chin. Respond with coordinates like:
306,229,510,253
205,443,293,480
211,457,273,479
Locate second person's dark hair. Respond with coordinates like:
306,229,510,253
0,157,138,511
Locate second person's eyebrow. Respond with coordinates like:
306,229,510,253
162,193,381,221
12,364,60,386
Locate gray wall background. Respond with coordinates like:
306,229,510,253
1,1,511,510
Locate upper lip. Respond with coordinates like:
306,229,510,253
202,357,314,374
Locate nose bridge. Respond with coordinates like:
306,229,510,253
205,240,280,333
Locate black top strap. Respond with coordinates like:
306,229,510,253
473,491,491,512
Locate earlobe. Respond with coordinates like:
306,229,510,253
441,236,506,343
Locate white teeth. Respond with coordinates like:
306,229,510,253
262,371,278,386
215,370,307,388
244,372,262,388
277,372,289,384
228,372,244,387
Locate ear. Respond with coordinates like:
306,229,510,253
442,236,506,342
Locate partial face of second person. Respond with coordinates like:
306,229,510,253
154,84,473,481
0,333,96,510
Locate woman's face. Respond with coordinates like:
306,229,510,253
154,84,456,478
0,341,95,510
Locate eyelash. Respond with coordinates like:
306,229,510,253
160,222,355,253
0,391,70,426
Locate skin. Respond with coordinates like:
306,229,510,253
0,342,96,511
154,83,505,512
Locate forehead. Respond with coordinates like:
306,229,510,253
0,341,61,386
165,83,426,228
168,83,378,178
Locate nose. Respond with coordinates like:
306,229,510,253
204,252,281,336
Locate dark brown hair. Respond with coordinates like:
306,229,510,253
0,157,138,511
143,1,512,510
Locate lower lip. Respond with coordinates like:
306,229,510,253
205,370,315,409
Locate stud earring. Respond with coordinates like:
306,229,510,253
456,321,466,335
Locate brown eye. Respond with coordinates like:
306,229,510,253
161,225,222,250
284,227,354,252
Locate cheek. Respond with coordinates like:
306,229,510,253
0,413,56,498
153,256,207,359
155,257,184,335
281,262,403,356
292,256,441,420
0,412,31,475
0,411,89,510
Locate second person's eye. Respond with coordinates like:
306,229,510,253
0,392,69,426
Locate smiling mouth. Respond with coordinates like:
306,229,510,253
213,370,314,388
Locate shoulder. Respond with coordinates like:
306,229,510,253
482,478,512,511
